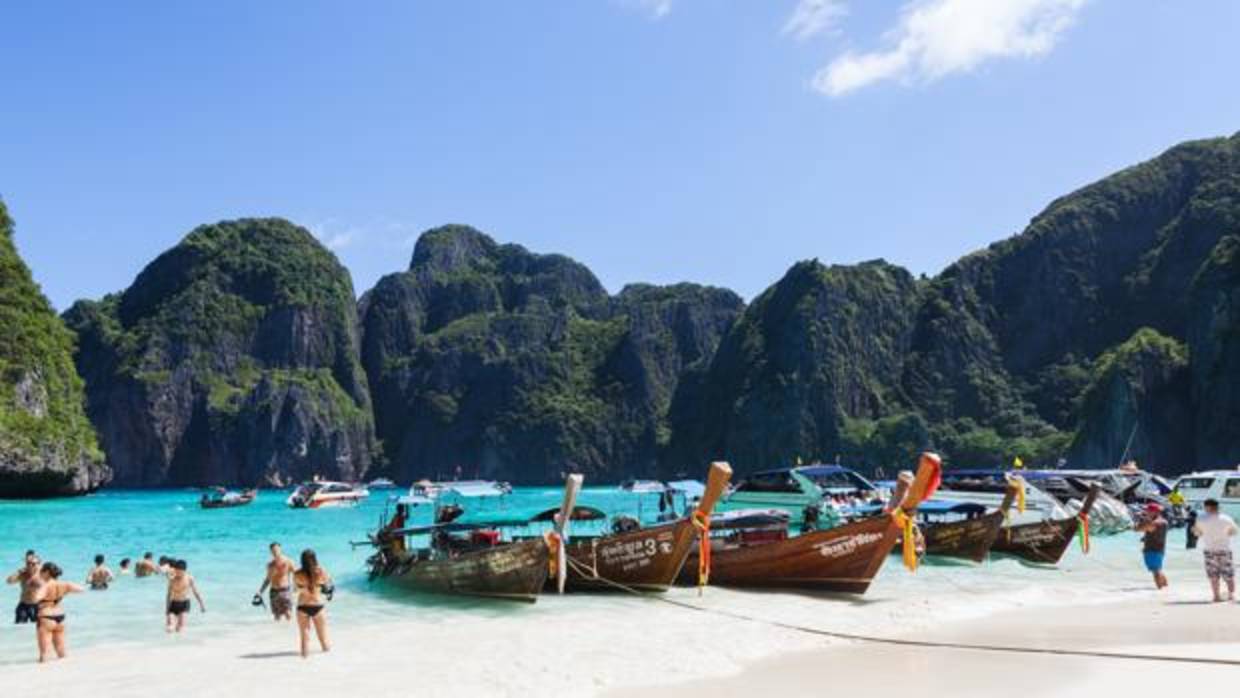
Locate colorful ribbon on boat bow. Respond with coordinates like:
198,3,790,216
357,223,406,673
893,509,919,573
1077,513,1091,554
691,510,711,594
546,531,562,578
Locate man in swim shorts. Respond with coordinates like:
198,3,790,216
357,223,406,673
256,542,296,621
1135,503,1169,589
1193,498,1237,602
7,551,43,624
165,559,205,633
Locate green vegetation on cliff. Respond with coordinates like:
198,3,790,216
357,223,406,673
360,226,743,482
63,218,375,487
0,199,106,496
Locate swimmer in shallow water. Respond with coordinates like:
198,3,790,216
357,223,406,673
165,559,205,633
293,549,333,658
86,554,114,590
34,562,84,663
135,552,159,578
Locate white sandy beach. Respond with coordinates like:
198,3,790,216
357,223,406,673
6,551,1240,698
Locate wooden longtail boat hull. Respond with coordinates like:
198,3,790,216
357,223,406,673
921,511,1005,563
375,538,551,603
990,516,1079,565
560,518,697,592
676,514,900,594
991,485,1101,565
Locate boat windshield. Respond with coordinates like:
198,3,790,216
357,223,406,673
804,469,873,492
734,472,802,494
1176,477,1216,492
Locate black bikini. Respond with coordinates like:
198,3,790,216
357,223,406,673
167,599,191,615
37,593,66,625
297,604,324,617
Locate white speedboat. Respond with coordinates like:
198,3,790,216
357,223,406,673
287,481,369,509
368,477,399,490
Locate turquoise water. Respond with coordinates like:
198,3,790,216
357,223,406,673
0,488,1206,667
0,486,675,664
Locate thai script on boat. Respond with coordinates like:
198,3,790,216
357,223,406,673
813,532,884,560
599,531,675,573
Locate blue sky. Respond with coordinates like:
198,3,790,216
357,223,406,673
3,1,1239,310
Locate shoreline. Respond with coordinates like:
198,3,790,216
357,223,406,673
6,551,1237,697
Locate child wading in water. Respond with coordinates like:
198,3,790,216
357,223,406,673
165,559,205,632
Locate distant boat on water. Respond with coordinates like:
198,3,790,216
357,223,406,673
199,487,257,509
287,481,369,509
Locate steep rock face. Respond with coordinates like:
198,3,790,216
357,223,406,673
665,260,920,473
1068,328,1194,471
900,133,1240,468
1189,235,1240,467
359,226,742,482
0,200,108,497
63,219,374,487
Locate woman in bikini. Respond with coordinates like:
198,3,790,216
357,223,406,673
293,549,333,658
34,562,84,662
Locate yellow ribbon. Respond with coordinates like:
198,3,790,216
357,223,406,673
893,509,919,573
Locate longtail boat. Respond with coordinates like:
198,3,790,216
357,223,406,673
990,483,1101,565
199,488,257,509
918,481,1019,562
365,475,583,602
676,452,942,594
555,462,731,593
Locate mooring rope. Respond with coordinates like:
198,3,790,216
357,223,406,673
563,558,1240,668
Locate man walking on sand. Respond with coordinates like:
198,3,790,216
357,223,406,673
255,542,296,621
1193,498,1237,602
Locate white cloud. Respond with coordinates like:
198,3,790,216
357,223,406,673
619,0,673,20
783,0,848,41
811,0,1086,97
307,219,359,251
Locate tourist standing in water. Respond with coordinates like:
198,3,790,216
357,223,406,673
1135,503,1169,589
7,550,43,624
34,562,84,662
256,542,296,621
165,560,205,633
293,549,333,658
1193,498,1237,602
135,552,158,577
86,554,115,590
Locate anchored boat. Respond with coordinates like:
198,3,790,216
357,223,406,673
364,475,583,602
555,462,732,593
676,453,942,594
286,481,369,509
991,483,1102,565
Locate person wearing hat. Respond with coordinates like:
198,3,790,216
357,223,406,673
1193,499,1238,602
1135,502,1169,589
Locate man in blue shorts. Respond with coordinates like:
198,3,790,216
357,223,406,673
1135,503,1168,589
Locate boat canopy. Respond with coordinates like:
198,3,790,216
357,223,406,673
665,480,705,498
854,499,987,517
709,508,792,529
528,505,607,523
440,480,509,498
